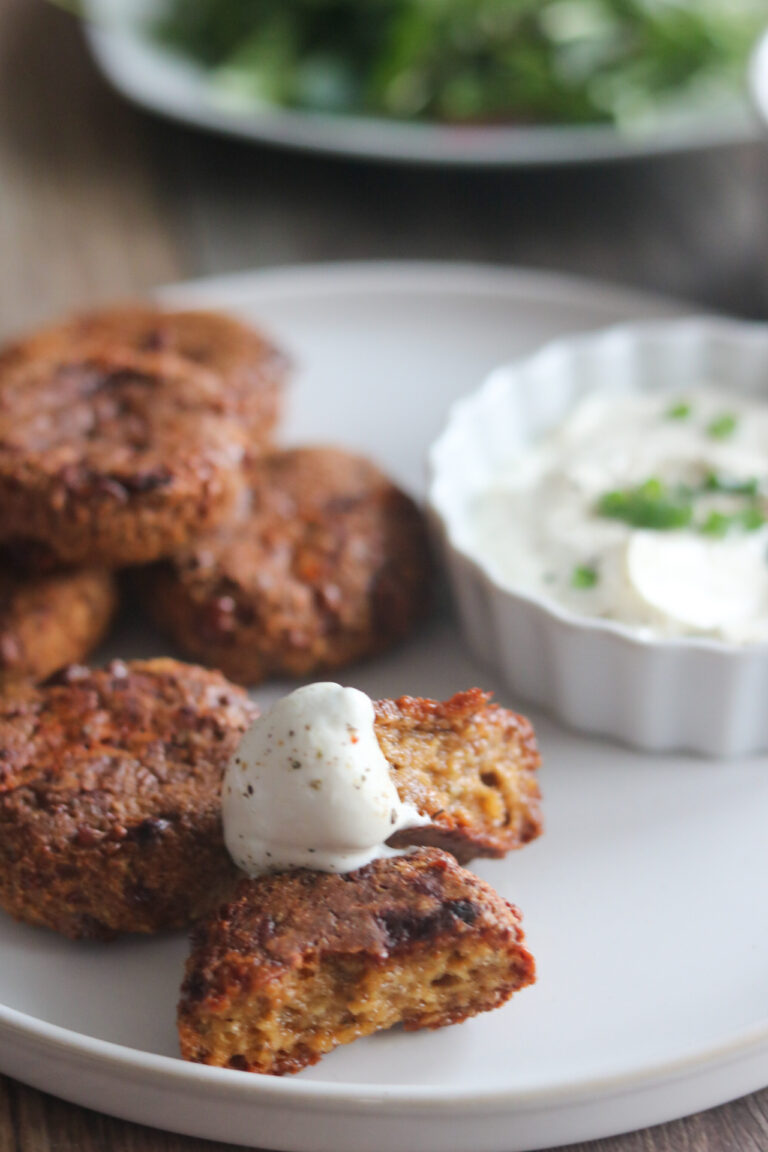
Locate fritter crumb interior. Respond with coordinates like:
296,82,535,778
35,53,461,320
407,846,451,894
178,848,535,1075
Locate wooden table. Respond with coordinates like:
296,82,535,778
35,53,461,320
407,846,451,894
2,3,768,1150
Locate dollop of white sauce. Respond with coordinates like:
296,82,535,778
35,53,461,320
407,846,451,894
470,388,768,642
222,682,428,875
626,532,768,632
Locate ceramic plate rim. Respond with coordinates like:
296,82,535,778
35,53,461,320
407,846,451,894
151,258,693,317
2,998,768,1111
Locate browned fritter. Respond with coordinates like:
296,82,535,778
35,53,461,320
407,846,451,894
0,349,247,567
0,304,288,454
144,447,432,683
0,565,117,689
0,658,256,940
0,675,538,941
378,689,542,863
178,847,536,1075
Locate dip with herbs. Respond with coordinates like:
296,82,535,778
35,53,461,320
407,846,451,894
471,388,768,642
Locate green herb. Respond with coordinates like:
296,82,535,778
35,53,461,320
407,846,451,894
153,0,765,127
703,472,759,496
597,478,693,530
571,565,599,590
699,511,732,538
699,507,766,536
666,401,692,420
707,412,738,440
738,506,766,532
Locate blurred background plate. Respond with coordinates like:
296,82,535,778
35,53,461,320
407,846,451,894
81,0,762,167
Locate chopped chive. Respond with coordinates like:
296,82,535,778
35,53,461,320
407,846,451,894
739,506,766,532
597,478,693,530
639,477,663,499
707,412,738,440
698,508,766,536
703,472,759,496
699,511,731,538
571,564,599,589
666,400,691,420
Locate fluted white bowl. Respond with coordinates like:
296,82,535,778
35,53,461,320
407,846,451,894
428,317,768,757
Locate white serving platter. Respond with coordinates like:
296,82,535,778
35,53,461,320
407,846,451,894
2,262,768,1152
81,0,761,167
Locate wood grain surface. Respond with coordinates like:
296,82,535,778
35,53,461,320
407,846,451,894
1,2,768,1151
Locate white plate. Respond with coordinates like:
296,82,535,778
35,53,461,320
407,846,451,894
2,262,768,1152
81,0,760,167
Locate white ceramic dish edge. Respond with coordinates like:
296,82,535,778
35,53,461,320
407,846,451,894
3,1000,768,1152
428,316,768,757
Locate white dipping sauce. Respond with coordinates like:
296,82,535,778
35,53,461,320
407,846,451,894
471,388,768,642
222,682,427,875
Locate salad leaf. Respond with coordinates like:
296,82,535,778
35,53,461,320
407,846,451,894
153,0,767,125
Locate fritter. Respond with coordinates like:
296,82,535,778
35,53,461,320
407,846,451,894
0,676,538,940
178,847,536,1075
0,565,117,689
0,304,288,452
378,688,542,863
144,446,432,683
0,658,256,940
0,348,246,567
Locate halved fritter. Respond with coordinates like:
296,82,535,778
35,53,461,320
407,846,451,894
178,847,535,1075
378,689,542,863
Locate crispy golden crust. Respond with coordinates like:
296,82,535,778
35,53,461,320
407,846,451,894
0,349,246,566
0,305,288,454
145,447,432,683
178,848,536,1075
0,681,539,940
378,689,542,863
0,659,256,940
0,566,117,688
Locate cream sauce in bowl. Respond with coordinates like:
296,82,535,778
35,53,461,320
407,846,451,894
470,387,768,643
